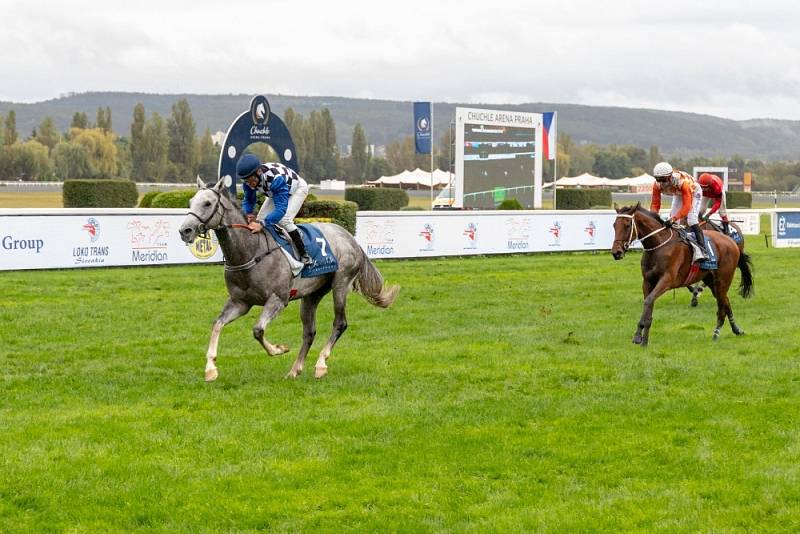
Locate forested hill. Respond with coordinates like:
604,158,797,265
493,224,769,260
2,92,799,160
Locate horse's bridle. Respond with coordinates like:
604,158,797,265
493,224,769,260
187,188,228,238
187,187,278,271
614,213,675,252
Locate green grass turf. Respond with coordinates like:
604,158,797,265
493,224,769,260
1,225,799,531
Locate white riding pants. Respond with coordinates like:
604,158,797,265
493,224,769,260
701,193,728,219
669,187,703,226
257,179,310,232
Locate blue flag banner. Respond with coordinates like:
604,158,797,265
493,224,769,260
414,102,432,154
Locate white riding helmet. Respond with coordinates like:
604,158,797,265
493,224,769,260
653,161,673,178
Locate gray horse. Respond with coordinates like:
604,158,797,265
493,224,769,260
179,176,399,381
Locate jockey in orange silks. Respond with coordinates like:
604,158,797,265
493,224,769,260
650,161,708,260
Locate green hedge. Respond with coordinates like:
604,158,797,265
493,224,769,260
299,200,358,234
138,190,162,208
497,198,524,210
62,179,138,208
345,188,409,210
555,188,613,209
150,190,196,208
726,191,752,208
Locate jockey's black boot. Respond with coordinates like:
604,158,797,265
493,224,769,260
722,220,730,235
691,224,709,260
288,229,312,265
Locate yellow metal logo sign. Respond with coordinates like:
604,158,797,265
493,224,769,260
190,234,219,259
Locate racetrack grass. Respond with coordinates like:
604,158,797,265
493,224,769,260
1,230,799,531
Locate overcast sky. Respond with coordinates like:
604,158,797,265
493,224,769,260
2,0,799,121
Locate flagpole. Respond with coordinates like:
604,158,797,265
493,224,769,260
553,147,558,209
430,102,435,208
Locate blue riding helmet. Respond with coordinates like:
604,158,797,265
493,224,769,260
236,154,261,178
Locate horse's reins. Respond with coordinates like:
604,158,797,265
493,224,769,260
188,187,277,271
615,213,675,252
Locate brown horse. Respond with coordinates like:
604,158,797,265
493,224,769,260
688,219,745,306
611,203,754,346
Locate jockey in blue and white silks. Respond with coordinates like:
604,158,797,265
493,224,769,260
236,154,312,264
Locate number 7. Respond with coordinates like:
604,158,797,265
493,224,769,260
315,237,327,257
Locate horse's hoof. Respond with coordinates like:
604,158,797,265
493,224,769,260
205,368,219,382
632,335,642,345
734,329,745,336
690,299,698,307
268,344,290,357
712,333,720,341
314,366,328,379
285,368,301,379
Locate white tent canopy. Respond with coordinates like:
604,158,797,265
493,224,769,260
554,172,611,187
367,168,452,188
615,173,655,187
555,172,656,188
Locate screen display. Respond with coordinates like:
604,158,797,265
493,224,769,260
462,123,536,209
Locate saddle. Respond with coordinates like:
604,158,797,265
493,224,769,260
705,219,743,244
264,224,339,278
676,227,718,269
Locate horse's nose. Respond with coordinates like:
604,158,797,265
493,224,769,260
179,226,194,242
612,250,624,260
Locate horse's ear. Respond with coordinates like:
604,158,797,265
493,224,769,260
196,175,205,188
634,201,641,210
213,175,231,191
613,202,619,212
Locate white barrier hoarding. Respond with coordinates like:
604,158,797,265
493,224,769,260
657,210,761,235
0,209,223,270
0,208,767,270
718,210,761,235
356,210,617,258
772,210,800,248
357,209,763,260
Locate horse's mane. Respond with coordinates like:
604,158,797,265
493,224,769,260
621,203,665,224
198,183,247,224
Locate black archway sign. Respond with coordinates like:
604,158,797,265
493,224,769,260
218,95,299,194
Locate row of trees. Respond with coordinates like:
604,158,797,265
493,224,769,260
1,101,799,191
0,102,219,183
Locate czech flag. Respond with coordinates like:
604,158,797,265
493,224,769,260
542,111,557,161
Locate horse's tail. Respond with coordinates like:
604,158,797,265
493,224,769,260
737,251,754,299
354,249,400,308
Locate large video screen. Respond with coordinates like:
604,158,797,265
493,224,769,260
454,107,542,209
463,124,536,209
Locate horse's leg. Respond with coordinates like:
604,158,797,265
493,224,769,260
712,288,729,341
727,307,745,336
314,282,350,379
633,279,653,344
205,299,251,382
712,264,745,336
690,282,704,307
637,277,673,347
711,270,738,340
253,294,289,356
286,291,324,379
